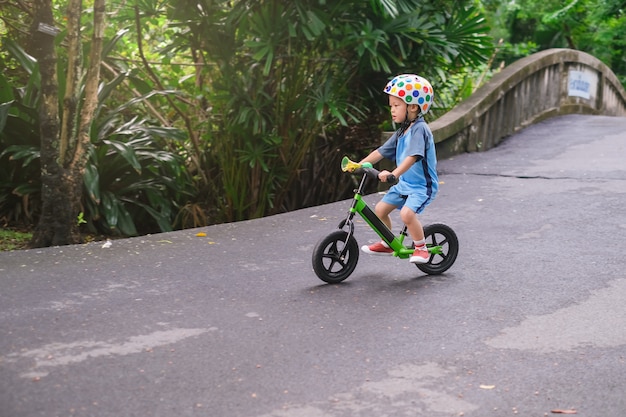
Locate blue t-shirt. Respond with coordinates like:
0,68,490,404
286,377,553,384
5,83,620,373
377,117,439,199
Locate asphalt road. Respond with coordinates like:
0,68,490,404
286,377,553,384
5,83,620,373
1,114,626,417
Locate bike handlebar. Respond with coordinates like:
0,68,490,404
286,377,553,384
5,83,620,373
341,157,397,184
357,166,398,185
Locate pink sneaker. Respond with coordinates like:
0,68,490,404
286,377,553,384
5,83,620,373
361,241,393,255
410,245,430,264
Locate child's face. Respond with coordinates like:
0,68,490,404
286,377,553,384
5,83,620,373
388,95,419,123
388,95,407,123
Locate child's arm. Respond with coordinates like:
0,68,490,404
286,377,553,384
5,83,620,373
392,155,418,177
359,150,384,166
379,155,418,182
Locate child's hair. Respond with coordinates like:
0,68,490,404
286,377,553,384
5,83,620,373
383,74,434,116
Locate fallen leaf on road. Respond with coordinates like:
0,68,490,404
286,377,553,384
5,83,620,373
551,410,577,414
195,232,207,237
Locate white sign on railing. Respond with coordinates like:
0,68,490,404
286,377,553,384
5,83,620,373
568,70,595,100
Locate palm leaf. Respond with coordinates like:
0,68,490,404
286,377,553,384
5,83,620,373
102,139,142,174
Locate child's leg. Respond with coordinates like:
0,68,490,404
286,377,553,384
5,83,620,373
375,200,397,230
400,202,430,264
400,206,425,243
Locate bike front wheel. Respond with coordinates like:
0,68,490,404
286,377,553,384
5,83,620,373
416,223,459,275
312,230,359,284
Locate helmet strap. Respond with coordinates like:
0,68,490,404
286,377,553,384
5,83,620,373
397,108,421,136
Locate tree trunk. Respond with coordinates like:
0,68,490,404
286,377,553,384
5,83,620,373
29,0,77,247
30,0,105,248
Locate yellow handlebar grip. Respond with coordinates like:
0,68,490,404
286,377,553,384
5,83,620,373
341,156,371,172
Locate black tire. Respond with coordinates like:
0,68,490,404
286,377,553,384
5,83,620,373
312,230,359,284
416,223,458,275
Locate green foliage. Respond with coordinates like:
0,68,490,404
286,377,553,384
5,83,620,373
0,37,193,236
1,0,498,241
85,115,192,236
0,228,32,251
165,0,494,220
0,39,42,226
484,0,626,88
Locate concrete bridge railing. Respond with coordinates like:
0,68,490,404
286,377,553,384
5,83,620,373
430,48,626,159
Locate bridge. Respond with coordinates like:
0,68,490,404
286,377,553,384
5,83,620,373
431,48,626,158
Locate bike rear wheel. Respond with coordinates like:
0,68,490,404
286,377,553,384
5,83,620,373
312,230,359,283
416,223,458,275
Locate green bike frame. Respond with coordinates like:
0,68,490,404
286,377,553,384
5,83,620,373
340,169,443,259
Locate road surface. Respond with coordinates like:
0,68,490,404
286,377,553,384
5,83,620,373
1,114,626,417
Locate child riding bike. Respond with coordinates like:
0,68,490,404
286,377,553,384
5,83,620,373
356,74,438,264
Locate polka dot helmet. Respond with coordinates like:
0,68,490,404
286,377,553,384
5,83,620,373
383,74,434,115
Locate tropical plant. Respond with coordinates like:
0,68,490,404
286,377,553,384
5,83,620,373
164,0,494,221
0,38,42,227
1,0,497,247
0,37,193,237
84,111,193,236
483,0,626,88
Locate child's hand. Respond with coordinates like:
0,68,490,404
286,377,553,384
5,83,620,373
378,170,393,182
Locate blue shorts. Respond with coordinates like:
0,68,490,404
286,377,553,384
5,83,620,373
381,186,433,214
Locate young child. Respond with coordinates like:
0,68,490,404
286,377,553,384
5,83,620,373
358,74,438,264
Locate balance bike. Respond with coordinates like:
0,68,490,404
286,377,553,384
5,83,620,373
312,157,459,284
